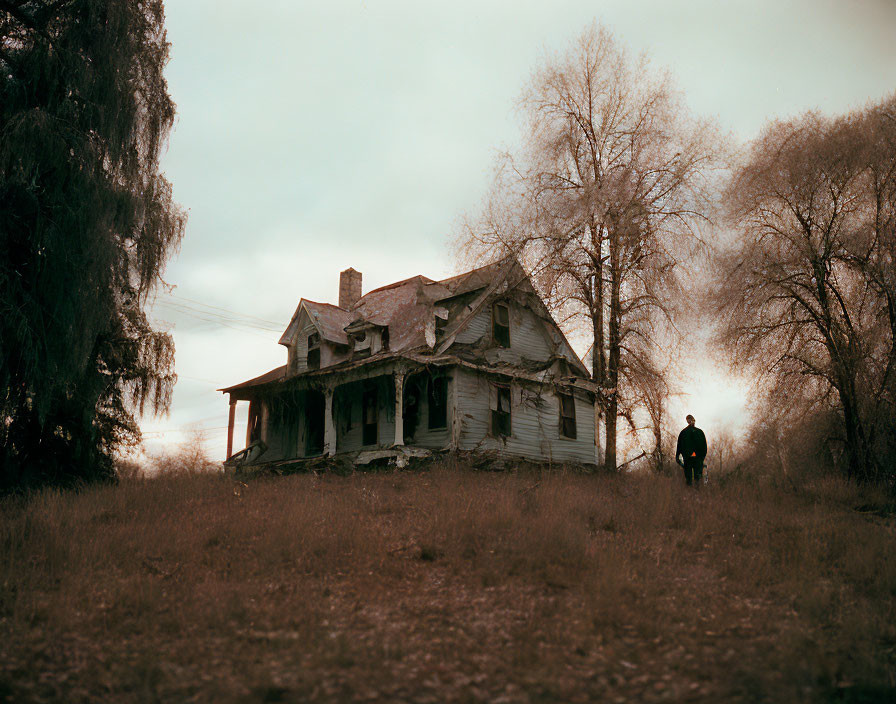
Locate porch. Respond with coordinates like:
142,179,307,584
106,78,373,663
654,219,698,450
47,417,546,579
225,360,455,467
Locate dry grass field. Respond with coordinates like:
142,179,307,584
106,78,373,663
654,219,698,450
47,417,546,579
1,464,895,703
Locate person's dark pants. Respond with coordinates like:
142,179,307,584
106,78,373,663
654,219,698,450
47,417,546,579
683,459,703,487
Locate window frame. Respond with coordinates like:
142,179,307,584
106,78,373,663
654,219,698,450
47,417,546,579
559,390,577,439
307,332,321,370
491,383,511,438
492,302,510,348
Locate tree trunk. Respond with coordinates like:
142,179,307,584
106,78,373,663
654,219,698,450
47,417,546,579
652,397,664,473
604,229,621,472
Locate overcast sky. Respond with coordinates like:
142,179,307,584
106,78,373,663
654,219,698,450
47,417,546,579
141,0,896,460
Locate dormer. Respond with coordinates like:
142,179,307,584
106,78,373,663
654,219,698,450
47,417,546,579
280,300,352,374
344,319,389,358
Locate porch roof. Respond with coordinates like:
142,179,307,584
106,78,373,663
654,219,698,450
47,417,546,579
219,351,598,399
219,365,286,393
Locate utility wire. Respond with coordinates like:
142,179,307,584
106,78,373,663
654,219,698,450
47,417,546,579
155,300,283,332
168,294,285,327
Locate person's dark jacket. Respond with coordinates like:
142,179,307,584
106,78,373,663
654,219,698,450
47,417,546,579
676,425,707,465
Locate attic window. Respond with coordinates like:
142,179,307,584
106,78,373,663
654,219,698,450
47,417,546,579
381,326,389,350
493,302,510,347
307,332,321,370
559,391,577,439
428,375,448,430
491,384,511,438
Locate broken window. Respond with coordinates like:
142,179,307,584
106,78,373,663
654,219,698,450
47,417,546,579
428,375,448,429
362,386,378,446
491,384,511,438
493,302,510,347
559,391,577,439
307,332,321,369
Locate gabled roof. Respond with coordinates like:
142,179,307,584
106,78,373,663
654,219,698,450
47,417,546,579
254,256,589,384
279,299,352,347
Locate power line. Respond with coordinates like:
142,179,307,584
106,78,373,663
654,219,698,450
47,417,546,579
163,294,285,328
155,300,283,331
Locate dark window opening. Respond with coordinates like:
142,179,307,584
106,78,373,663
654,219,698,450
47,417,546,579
307,332,321,370
493,302,510,347
362,387,378,446
559,391,577,439
339,394,353,433
403,377,422,441
305,391,325,456
492,384,511,437
428,375,448,429
381,327,389,349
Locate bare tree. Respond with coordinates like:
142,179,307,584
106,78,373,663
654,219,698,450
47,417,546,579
719,95,896,481
460,24,724,470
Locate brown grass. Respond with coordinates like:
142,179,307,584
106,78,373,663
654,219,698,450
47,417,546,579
1,465,894,703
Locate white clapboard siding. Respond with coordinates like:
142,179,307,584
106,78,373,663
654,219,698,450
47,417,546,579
454,306,491,345
509,304,553,361
455,367,596,464
453,302,554,362
290,321,316,374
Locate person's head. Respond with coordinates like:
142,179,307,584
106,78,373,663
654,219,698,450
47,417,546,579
686,414,695,426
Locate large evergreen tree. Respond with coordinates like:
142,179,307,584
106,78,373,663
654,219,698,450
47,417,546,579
0,0,185,489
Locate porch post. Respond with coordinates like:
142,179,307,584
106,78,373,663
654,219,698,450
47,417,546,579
449,368,459,450
324,386,336,456
394,370,405,446
226,399,236,459
245,400,256,446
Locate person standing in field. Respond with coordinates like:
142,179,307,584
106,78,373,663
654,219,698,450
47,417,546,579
676,415,707,487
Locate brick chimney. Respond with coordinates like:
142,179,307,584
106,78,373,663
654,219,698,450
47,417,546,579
339,268,362,309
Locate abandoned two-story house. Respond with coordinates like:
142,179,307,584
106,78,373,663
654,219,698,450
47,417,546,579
221,258,598,468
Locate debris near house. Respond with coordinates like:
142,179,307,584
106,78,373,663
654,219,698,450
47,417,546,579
220,257,599,471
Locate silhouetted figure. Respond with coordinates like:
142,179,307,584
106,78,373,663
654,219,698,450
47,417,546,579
676,414,707,487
